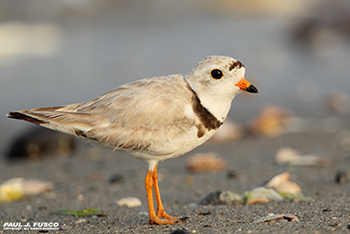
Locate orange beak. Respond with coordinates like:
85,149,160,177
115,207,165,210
235,78,258,93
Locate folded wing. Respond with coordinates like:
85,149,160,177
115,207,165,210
8,75,195,153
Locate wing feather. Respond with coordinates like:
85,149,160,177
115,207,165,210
76,75,196,151
8,75,196,154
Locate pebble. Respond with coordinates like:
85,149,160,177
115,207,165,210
77,194,84,201
199,190,221,205
227,170,239,179
170,229,190,234
335,171,347,184
75,218,86,224
199,190,241,205
116,197,142,207
199,172,306,206
186,153,226,173
109,173,124,184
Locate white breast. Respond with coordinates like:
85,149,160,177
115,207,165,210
130,125,217,162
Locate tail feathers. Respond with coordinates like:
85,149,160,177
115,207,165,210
7,106,102,136
8,106,63,125
7,111,47,125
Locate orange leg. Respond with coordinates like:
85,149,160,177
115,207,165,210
152,165,179,220
145,170,158,224
145,165,187,225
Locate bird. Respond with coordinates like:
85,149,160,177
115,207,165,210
7,55,258,225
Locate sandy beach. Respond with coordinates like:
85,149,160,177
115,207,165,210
1,113,350,233
1,1,350,233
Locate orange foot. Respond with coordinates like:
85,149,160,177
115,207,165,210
149,214,188,225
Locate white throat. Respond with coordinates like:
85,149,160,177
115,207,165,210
194,89,235,122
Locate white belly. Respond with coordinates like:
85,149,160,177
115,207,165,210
130,126,216,162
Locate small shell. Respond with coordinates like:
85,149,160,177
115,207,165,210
0,178,53,202
248,105,293,137
266,172,302,194
116,197,142,208
275,148,299,164
208,119,243,143
266,172,291,188
22,179,54,195
245,187,283,205
275,147,329,167
273,181,302,194
254,213,299,223
247,198,269,205
186,153,226,173
0,181,25,202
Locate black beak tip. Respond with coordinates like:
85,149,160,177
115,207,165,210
246,84,258,93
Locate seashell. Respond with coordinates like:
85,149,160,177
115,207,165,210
0,178,53,202
116,197,142,208
272,181,302,194
0,180,25,202
275,147,329,167
245,187,283,205
266,172,302,195
266,172,291,188
254,213,299,223
186,153,226,173
247,105,293,137
20,178,53,195
247,197,269,205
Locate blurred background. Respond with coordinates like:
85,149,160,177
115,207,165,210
1,0,350,158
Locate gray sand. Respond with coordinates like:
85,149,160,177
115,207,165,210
1,115,350,233
1,1,350,233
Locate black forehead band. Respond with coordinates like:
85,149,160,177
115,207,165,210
228,61,244,71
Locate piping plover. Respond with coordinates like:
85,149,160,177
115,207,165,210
8,55,258,225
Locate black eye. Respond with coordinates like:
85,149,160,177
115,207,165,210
210,69,223,79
